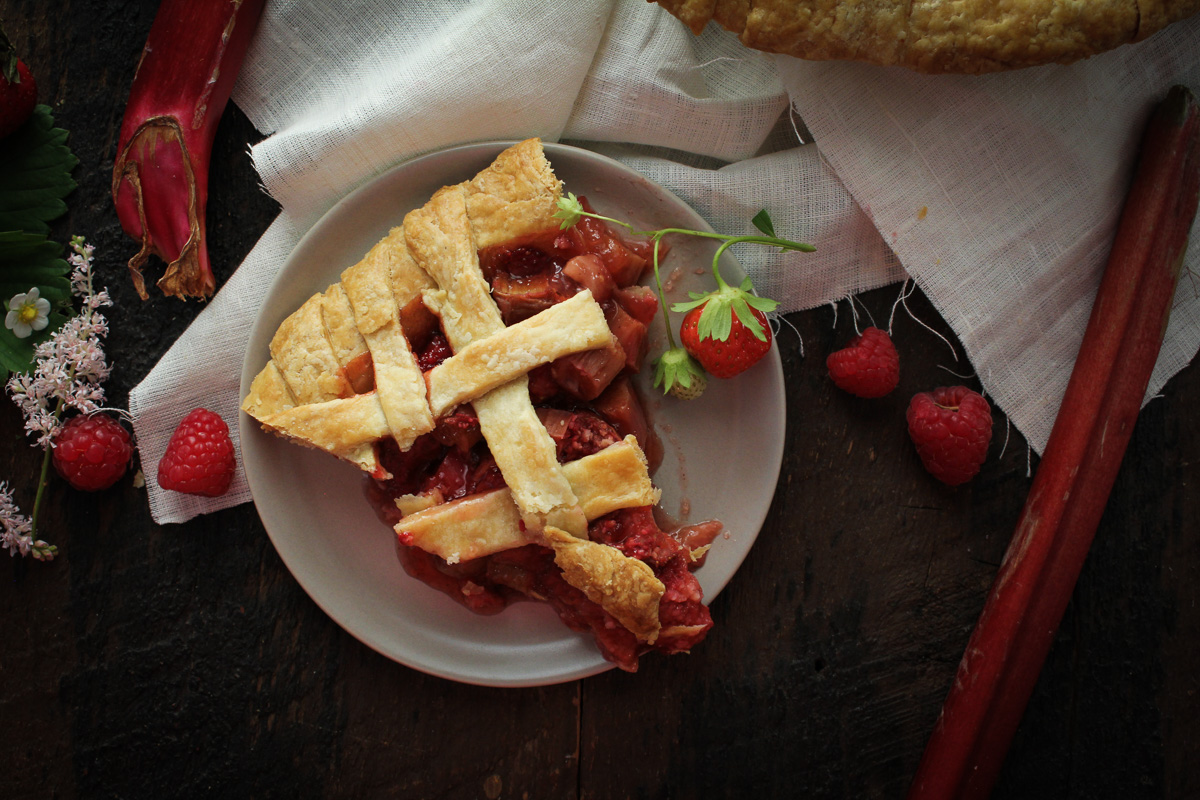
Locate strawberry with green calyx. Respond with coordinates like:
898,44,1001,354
648,237,708,400
655,342,708,400
671,229,780,378
553,194,811,394
679,298,774,379
0,23,37,141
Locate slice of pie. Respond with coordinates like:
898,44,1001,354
655,0,1200,73
242,139,721,671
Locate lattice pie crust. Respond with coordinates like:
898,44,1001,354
242,139,669,643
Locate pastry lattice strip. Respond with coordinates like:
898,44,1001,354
243,139,666,637
397,438,664,642
396,435,660,563
403,157,589,536
245,140,605,531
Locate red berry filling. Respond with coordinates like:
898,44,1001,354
367,208,712,670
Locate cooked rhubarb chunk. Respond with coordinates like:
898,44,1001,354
592,377,664,475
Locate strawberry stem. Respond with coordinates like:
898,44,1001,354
554,195,813,379
649,236,678,350
706,234,810,287
28,396,65,542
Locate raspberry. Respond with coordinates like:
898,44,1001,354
52,413,133,491
156,408,236,497
906,386,993,486
826,326,900,398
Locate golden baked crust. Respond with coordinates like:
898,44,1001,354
543,525,665,644
654,0,1200,73
340,237,434,451
562,436,661,518
404,183,587,535
243,361,296,419
398,489,527,565
425,289,613,418
464,138,564,249
394,436,660,564
253,393,394,477
270,292,353,404
242,139,682,645
320,284,369,372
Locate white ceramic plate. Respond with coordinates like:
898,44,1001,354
239,142,786,687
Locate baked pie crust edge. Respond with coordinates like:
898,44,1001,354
655,0,1200,73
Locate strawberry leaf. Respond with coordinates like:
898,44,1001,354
553,192,584,230
697,295,732,341
653,346,706,395
744,292,779,314
731,296,766,338
675,276,775,343
0,105,78,235
0,231,71,380
751,209,776,238
672,294,709,313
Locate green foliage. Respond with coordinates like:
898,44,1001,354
0,104,77,379
0,105,79,234
653,346,706,397
556,197,812,393
751,208,776,238
0,232,70,379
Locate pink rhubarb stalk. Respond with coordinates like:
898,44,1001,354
908,85,1200,799
111,0,266,300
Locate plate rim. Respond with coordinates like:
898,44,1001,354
239,139,786,687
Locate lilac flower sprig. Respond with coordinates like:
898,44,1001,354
1,237,113,560
0,481,54,561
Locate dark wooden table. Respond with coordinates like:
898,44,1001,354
2,3,1197,798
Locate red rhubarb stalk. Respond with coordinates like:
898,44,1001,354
111,0,266,300
908,84,1200,800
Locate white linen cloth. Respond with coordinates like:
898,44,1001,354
129,0,1200,524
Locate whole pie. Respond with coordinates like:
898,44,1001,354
242,139,719,671
654,0,1200,73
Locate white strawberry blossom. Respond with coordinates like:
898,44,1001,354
5,287,51,338
1,236,111,560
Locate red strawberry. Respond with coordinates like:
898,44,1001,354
906,386,993,486
670,261,778,381
0,30,38,140
826,326,900,398
157,408,236,497
680,304,773,379
52,413,133,491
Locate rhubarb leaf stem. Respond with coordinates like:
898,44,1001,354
907,84,1200,800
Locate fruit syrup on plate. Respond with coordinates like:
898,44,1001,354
362,198,724,671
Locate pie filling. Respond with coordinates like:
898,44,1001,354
243,139,722,672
